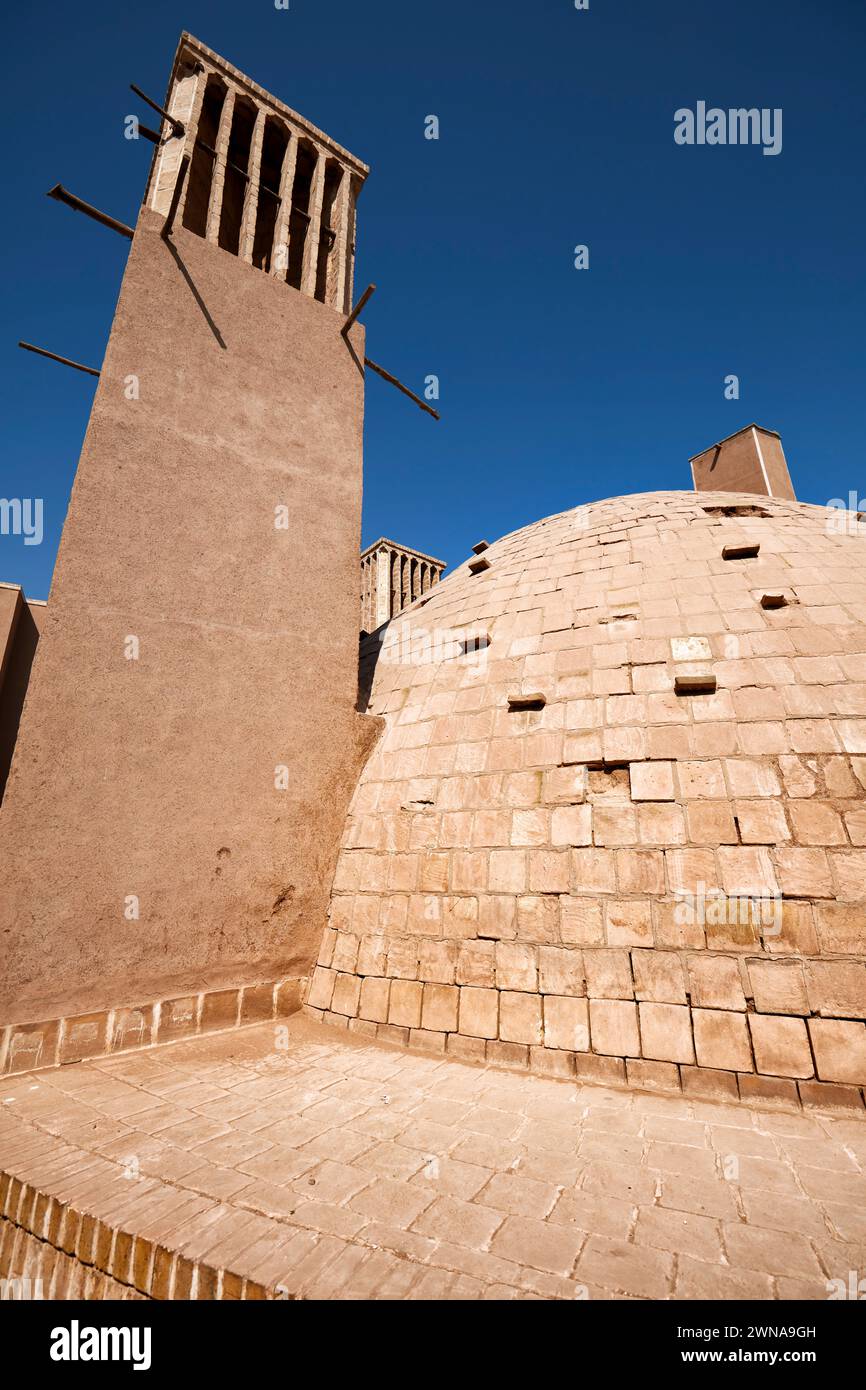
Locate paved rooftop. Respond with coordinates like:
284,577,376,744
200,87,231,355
1,1016,864,1300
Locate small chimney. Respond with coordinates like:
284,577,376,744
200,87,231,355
689,424,796,500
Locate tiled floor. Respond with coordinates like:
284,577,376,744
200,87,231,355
1,1015,865,1299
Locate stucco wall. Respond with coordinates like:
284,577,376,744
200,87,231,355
0,208,375,1025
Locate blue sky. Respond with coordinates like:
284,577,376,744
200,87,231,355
2,0,864,599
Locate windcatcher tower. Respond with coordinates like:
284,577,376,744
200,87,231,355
0,35,377,1054
360,538,446,633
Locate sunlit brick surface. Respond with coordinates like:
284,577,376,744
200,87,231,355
314,492,866,1102
1,1018,864,1300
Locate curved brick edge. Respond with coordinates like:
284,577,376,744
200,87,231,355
307,1003,866,1115
0,977,306,1078
0,1220,147,1301
0,1168,277,1302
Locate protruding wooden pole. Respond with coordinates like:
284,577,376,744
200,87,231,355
341,283,376,339
18,341,100,377
364,356,440,420
46,184,134,239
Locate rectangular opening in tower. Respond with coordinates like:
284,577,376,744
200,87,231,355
182,75,227,237
286,141,317,290
314,161,343,304
252,118,290,271
218,97,257,255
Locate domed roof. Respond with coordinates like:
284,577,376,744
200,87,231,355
309,491,866,1105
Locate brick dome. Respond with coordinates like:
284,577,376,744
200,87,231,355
308,491,866,1106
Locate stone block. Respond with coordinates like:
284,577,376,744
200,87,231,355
637,803,687,846
797,1080,864,1113
631,949,686,1003
560,896,604,945
789,802,847,846
447,1033,487,1063
605,900,653,948
239,984,275,1025
771,848,834,899
458,987,499,1039
495,942,538,992
456,940,496,987
746,959,808,1015
692,1009,752,1072
717,847,779,898
514,895,558,943
680,1064,739,1101
58,1012,110,1065
421,984,459,1033
543,995,589,1051
678,761,726,799
626,1058,681,1093
570,848,617,895
638,1003,694,1064
805,961,866,1019
749,1014,813,1078
629,762,675,802
686,801,738,845
358,976,390,1023
388,979,423,1029
331,973,362,1018
528,849,571,893
157,996,198,1043
734,801,791,845
543,764,588,804
499,992,543,1045
616,850,666,895
486,1039,530,1069
275,979,303,1019
688,955,745,1010
538,945,584,996
815,903,865,955
550,805,592,846
724,760,781,798
589,999,640,1057
808,1018,866,1086
530,1046,576,1078
111,1005,155,1052
737,1073,799,1108
583,948,634,1000
574,1052,626,1086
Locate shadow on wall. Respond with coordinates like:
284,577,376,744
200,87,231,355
0,603,41,803
356,630,383,714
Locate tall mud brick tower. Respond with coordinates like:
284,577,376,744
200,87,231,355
0,34,376,1054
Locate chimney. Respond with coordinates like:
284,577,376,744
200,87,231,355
689,424,796,500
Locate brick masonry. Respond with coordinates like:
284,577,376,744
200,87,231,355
0,978,305,1078
0,1016,862,1301
316,492,866,1104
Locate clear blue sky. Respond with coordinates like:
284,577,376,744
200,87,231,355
2,0,864,599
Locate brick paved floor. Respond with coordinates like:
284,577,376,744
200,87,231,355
1,1015,864,1300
